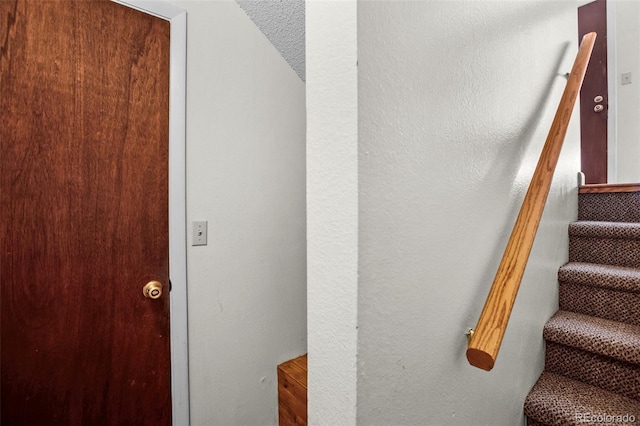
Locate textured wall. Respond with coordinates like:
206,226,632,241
306,1,358,425
307,0,582,424
167,1,307,425
612,0,640,182
236,0,305,81
356,1,579,424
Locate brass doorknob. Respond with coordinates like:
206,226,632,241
143,281,163,299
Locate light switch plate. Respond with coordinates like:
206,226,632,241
622,72,632,85
192,221,208,246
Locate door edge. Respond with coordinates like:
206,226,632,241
606,0,618,182
111,2,189,425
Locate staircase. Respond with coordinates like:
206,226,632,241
524,188,640,425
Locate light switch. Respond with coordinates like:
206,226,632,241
192,221,208,246
622,72,632,85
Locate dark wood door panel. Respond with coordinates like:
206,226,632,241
579,0,608,184
1,1,172,424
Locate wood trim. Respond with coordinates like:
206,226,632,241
466,32,597,371
579,183,640,193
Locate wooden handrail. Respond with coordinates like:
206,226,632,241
466,32,597,371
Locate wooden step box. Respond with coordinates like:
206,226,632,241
277,354,307,426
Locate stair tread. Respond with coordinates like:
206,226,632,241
524,372,640,425
559,262,640,294
569,221,640,240
544,311,640,365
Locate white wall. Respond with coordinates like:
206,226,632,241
307,0,580,424
306,1,359,426
167,1,307,424
611,0,640,182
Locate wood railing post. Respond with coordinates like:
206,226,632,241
466,32,597,371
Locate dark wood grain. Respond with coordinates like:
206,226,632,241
1,1,171,424
579,0,608,184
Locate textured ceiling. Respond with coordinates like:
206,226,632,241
236,0,305,81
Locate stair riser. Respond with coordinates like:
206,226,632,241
579,192,640,223
558,263,640,295
560,282,640,326
544,342,640,402
569,237,640,268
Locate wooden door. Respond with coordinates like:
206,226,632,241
578,0,608,184
1,1,172,424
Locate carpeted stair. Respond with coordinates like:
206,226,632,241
524,189,640,425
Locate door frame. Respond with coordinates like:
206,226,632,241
112,2,189,425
